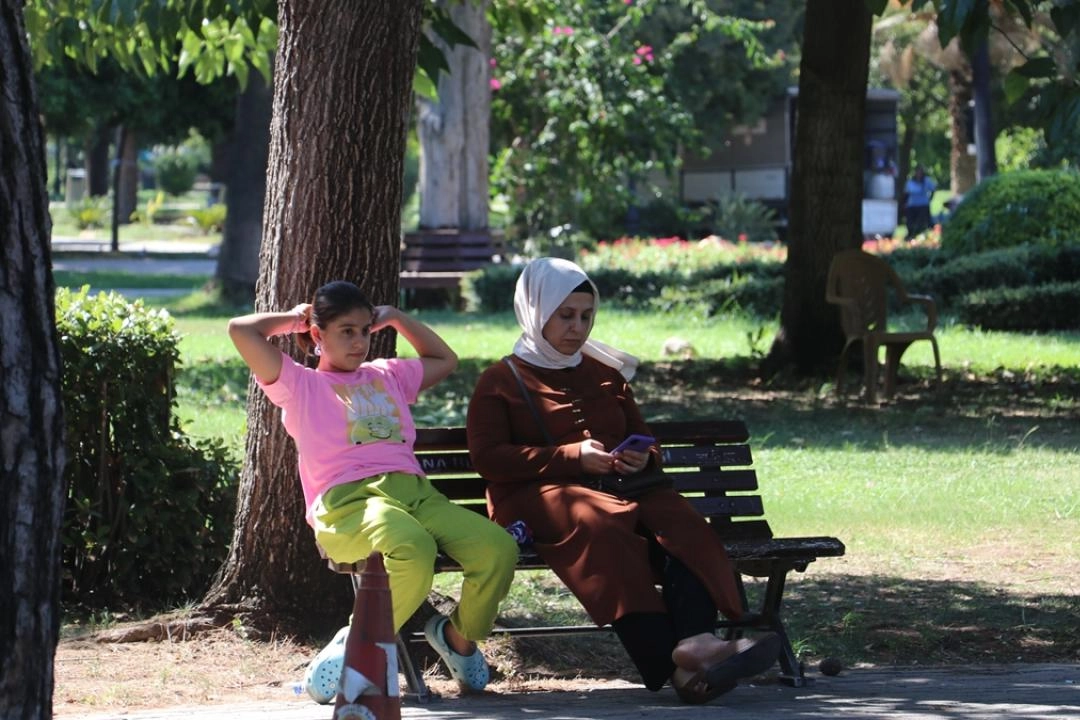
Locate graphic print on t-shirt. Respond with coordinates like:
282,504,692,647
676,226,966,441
332,379,403,444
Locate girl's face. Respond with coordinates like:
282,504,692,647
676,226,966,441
312,307,374,372
542,291,595,356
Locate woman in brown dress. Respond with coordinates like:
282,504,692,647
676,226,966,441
466,257,779,704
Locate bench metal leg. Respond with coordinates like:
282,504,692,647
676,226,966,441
760,565,811,687
721,571,751,641
396,633,433,703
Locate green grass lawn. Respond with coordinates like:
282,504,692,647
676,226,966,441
141,296,1080,666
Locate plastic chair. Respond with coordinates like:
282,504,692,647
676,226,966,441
825,248,942,402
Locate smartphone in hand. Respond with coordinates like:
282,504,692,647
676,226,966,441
611,434,656,454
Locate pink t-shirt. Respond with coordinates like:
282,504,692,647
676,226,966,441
257,352,425,523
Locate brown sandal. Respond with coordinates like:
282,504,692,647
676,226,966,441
672,672,737,704
672,632,781,704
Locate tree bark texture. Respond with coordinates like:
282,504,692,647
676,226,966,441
417,0,491,231
85,124,110,197
969,42,997,183
215,68,273,305
948,69,977,195
764,0,871,375
116,127,139,222
0,2,67,718
203,0,424,635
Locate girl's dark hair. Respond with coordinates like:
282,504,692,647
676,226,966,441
572,280,594,295
295,280,374,356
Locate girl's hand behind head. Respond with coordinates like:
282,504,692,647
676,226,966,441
370,305,402,333
289,303,313,333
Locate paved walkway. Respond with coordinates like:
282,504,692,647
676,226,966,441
62,664,1080,720
51,237,219,297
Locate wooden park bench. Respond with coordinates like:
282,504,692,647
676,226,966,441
399,229,503,303
329,419,845,702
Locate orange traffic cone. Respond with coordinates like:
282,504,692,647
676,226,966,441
332,551,400,720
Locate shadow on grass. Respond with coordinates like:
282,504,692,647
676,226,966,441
412,358,1080,451
478,572,1080,680
774,573,1080,667
177,357,1079,452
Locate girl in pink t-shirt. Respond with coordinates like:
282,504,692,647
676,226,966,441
228,281,517,701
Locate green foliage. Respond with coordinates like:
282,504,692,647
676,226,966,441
489,1,782,241
55,288,237,610
188,203,227,233
68,195,108,229
25,2,277,88
463,264,520,313
648,273,784,317
130,191,166,225
699,194,779,243
995,126,1045,172
940,170,1080,255
958,281,1080,331
154,149,199,196
465,237,786,315
906,243,1080,307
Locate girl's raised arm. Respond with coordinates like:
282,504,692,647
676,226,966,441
227,304,310,384
371,306,457,390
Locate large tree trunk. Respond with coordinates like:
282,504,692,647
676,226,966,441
202,0,424,636
417,0,491,231
970,42,997,183
0,3,67,719
763,0,871,376
948,68,977,195
215,68,273,305
116,127,139,223
85,124,111,197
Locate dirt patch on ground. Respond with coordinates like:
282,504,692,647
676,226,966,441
52,626,611,716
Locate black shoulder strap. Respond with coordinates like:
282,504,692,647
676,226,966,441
502,355,553,445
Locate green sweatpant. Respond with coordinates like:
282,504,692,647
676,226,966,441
312,472,518,640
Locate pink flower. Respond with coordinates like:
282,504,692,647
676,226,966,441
552,26,575,36
489,58,496,68
625,0,633,4
489,78,502,91
633,56,642,65
738,233,748,243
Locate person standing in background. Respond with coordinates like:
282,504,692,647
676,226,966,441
903,165,936,238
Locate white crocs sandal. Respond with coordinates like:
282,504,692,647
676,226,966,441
303,625,350,704
423,615,489,692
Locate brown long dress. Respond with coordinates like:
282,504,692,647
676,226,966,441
466,355,743,627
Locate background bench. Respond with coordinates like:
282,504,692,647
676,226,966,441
399,229,503,301
332,419,845,702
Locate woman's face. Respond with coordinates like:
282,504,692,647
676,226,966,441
312,307,374,372
542,291,595,356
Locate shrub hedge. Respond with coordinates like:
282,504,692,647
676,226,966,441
941,169,1080,255
464,240,1079,331
957,281,1080,331
464,259,785,315
906,243,1080,305
56,288,237,610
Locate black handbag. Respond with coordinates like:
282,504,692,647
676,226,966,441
590,470,671,499
502,356,671,500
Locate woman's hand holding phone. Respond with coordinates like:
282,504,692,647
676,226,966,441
610,434,654,474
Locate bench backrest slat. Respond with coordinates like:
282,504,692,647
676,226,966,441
401,231,503,274
663,444,752,468
669,469,758,492
415,421,773,537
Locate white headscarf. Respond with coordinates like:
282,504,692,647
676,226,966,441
512,257,640,380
